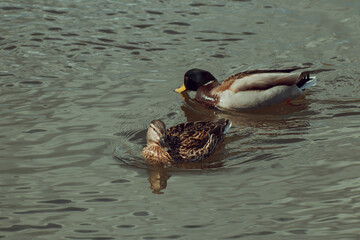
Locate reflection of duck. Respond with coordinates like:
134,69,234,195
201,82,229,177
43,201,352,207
179,90,311,129
147,166,171,194
146,160,227,194
175,68,318,110
141,119,231,164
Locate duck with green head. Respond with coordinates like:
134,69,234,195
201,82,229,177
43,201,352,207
175,67,318,110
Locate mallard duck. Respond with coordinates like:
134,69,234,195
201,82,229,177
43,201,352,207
141,119,231,164
175,67,318,110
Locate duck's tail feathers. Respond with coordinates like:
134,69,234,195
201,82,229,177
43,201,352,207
298,76,317,90
297,68,334,90
216,119,232,134
224,120,232,134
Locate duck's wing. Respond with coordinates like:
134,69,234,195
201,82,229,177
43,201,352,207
219,67,310,92
167,122,210,147
171,128,211,162
167,121,209,137
181,119,231,161
180,133,219,162
166,120,230,162
167,120,230,140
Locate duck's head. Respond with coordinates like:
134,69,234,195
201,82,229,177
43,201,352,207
146,120,167,147
175,69,217,93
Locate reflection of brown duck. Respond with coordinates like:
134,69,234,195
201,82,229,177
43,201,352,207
141,119,231,165
147,160,225,194
147,166,171,194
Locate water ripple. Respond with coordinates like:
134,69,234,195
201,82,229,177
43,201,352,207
1,0,360,239
0,223,62,232
14,207,87,214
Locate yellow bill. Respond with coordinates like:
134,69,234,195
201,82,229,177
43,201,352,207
174,84,187,93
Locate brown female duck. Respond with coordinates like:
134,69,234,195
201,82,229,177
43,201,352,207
175,67,318,110
141,119,231,164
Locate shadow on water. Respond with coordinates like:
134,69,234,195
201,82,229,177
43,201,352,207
112,91,314,194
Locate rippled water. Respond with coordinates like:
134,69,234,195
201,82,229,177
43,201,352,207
1,0,360,239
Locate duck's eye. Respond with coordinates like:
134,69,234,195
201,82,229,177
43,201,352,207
150,126,163,136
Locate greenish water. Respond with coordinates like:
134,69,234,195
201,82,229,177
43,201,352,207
1,0,360,239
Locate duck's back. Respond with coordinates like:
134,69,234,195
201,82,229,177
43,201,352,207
166,119,230,162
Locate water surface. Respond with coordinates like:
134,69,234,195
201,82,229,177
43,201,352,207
1,0,360,239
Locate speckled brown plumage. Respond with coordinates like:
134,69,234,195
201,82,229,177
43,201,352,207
141,119,231,165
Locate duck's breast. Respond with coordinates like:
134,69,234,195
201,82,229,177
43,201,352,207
216,85,302,110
